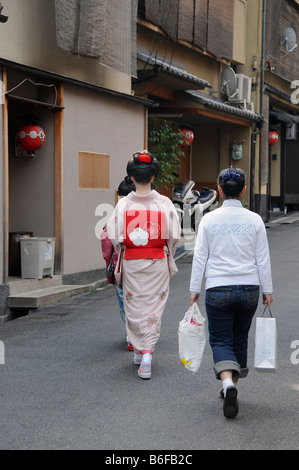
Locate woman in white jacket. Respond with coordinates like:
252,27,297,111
190,168,273,419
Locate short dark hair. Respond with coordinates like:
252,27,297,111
126,152,160,184
217,167,246,198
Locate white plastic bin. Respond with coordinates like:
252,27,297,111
20,237,55,279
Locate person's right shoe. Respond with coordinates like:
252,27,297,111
137,352,152,379
223,386,239,419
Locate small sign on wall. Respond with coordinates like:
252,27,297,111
232,143,243,160
285,122,297,141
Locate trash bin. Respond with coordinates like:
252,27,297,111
20,237,55,279
9,232,33,276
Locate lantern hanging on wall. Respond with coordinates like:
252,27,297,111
269,130,279,147
178,124,194,147
17,124,46,155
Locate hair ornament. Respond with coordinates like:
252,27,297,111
133,152,153,168
223,171,241,183
138,154,152,164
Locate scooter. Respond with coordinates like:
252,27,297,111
172,177,217,233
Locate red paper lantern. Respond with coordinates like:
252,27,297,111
269,131,278,146
180,128,194,147
17,125,46,153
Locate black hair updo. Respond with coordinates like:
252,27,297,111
217,167,246,198
126,152,160,184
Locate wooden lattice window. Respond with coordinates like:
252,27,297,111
78,151,109,189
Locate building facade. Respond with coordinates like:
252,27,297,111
0,0,149,318
134,0,299,218
0,0,298,319
135,0,263,205
263,0,299,216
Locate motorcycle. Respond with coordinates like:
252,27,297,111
172,177,217,233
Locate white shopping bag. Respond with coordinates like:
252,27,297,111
254,306,277,372
178,303,206,374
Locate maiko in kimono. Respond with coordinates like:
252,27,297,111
107,151,180,379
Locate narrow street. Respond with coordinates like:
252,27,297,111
0,220,298,451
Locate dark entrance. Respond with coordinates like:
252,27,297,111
283,124,299,209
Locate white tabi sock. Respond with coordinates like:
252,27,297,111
140,353,152,373
222,378,235,397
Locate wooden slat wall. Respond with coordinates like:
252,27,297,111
78,152,110,189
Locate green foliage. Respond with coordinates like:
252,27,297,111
148,118,184,190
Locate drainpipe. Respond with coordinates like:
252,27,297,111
258,0,266,215
250,129,261,211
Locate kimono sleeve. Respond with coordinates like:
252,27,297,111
106,198,126,248
165,200,181,255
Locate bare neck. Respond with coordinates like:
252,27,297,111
134,182,152,197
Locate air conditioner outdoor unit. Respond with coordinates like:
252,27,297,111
228,74,252,104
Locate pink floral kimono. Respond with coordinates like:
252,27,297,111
107,190,180,353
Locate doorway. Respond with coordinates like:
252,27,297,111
284,125,299,208
2,67,64,282
8,101,54,278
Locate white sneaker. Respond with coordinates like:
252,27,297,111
137,352,152,379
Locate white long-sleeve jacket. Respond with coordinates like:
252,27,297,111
190,200,273,294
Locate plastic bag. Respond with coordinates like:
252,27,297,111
254,306,277,372
178,303,206,374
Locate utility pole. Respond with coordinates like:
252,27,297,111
258,0,267,216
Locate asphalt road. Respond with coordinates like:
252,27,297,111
0,221,298,451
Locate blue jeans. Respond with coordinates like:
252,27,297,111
114,285,125,322
205,285,260,380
